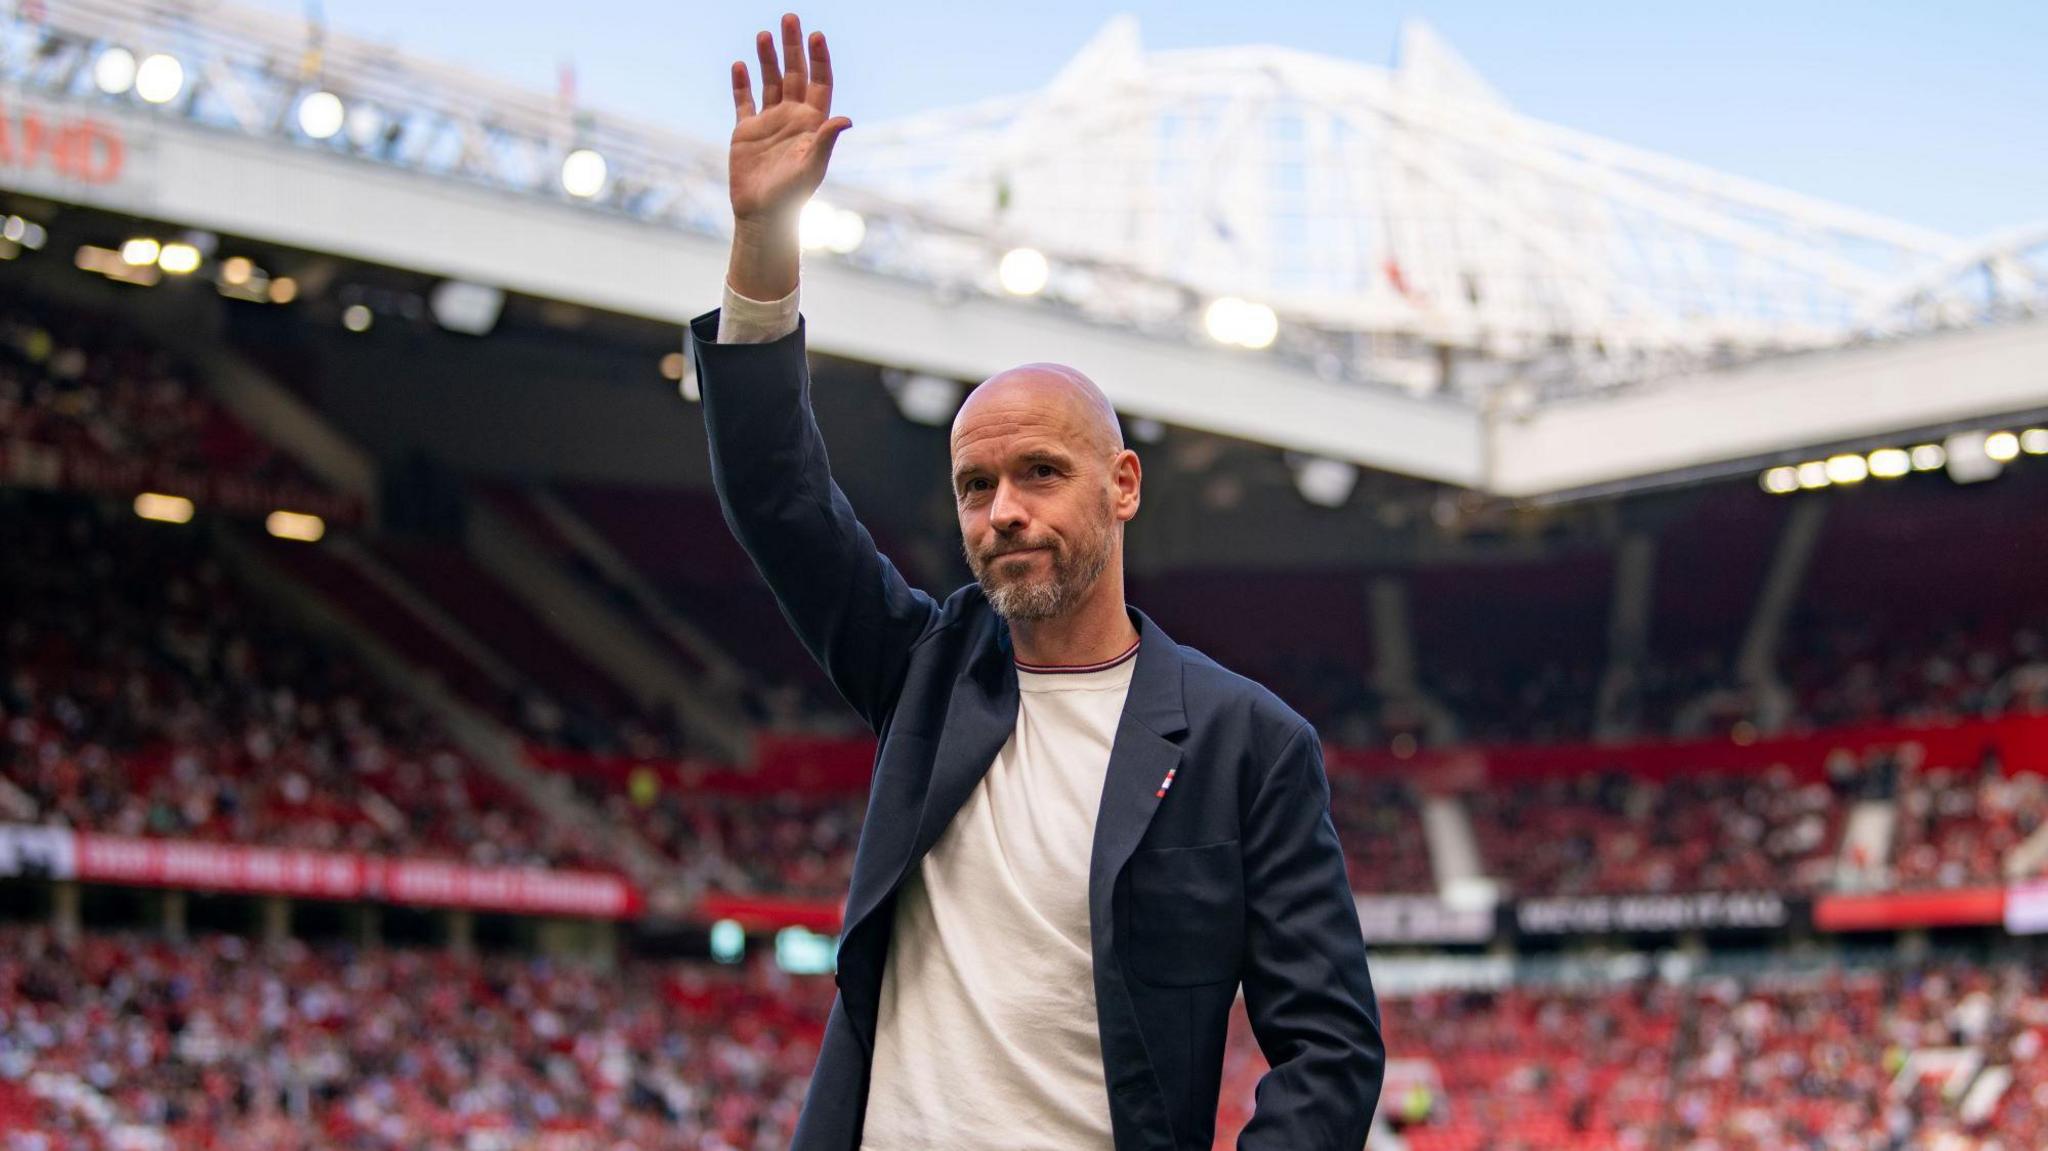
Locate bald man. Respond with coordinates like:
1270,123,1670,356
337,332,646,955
688,15,1383,1151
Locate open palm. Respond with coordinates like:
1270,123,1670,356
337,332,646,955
729,14,851,223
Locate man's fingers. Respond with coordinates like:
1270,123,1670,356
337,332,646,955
814,116,851,169
807,31,834,116
731,62,757,122
755,31,782,106
780,13,807,105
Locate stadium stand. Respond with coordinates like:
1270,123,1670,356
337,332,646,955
1409,551,1613,747
0,490,613,872
1129,569,1384,747
0,923,830,1150
1668,963,2048,1151
1212,960,2048,1151
1780,471,2048,735
589,780,864,902
7,917,2041,1151
373,537,689,753
1893,749,2048,889
0,295,319,495
3,174,2047,1151
1462,766,1845,897
554,482,876,732
1329,776,1436,895
253,535,538,739
1380,983,1682,1151
8,317,2048,905
1627,487,1791,740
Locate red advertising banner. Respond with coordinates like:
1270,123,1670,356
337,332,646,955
1812,888,2007,932
693,891,847,933
66,832,641,919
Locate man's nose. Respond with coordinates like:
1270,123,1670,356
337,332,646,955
989,479,1029,532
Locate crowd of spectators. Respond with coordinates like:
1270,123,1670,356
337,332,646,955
1379,981,1681,1151
1891,747,2048,890
1423,653,1605,747
0,296,718,770
1328,776,1436,895
1209,961,2048,1151
9,920,2044,1151
586,780,865,903
1463,766,1844,897
1435,612,2048,751
0,492,612,872
0,296,315,491
0,923,830,1151
0,298,211,473
1669,963,2048,1151
1168,611,2048,759
1782,617,2048,733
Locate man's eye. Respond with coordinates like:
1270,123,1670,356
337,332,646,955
1033,465,1056,478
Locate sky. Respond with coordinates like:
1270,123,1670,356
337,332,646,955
251,0,2046,238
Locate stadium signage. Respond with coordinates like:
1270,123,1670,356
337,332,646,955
0,825,641,919
0,92,124,185
687,891,1504,942
2007,881,2048,935
1354,895,1496,944
1514,891,1792,935
0,824,74,879
1813,888,2006,932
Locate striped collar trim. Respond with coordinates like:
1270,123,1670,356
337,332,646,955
1015,637,1141,675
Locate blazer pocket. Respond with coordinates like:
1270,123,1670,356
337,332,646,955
1127,840,1244,987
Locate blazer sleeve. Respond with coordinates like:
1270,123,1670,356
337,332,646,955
690,309,942,732
1237,722,1386,1151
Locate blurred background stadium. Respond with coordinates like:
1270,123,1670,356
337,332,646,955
2,1,2046,1148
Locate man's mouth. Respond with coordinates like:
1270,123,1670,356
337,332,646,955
986,546,1049,570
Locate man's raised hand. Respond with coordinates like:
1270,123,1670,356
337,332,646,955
729,13,850,225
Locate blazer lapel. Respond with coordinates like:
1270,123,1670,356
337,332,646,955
908,636,1019,863
840,615,1019,943
1089,607,1189,912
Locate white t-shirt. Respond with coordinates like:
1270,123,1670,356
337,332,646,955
859,641,1139,1151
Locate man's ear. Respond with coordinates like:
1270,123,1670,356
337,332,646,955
1113,449,1142,522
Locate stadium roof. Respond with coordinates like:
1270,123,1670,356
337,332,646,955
840,18,1976,397
5,1,2044,497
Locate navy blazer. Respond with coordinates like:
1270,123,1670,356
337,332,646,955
690,310,1384,1151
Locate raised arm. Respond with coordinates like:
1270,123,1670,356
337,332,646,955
724,13,850,302
693,14,938,732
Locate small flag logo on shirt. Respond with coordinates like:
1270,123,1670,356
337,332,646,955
1155,766,1177,799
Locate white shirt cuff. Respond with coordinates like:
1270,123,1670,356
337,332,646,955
716,281,800,344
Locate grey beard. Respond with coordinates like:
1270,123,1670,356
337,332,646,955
983,569,1070,621
970,525,1113,624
